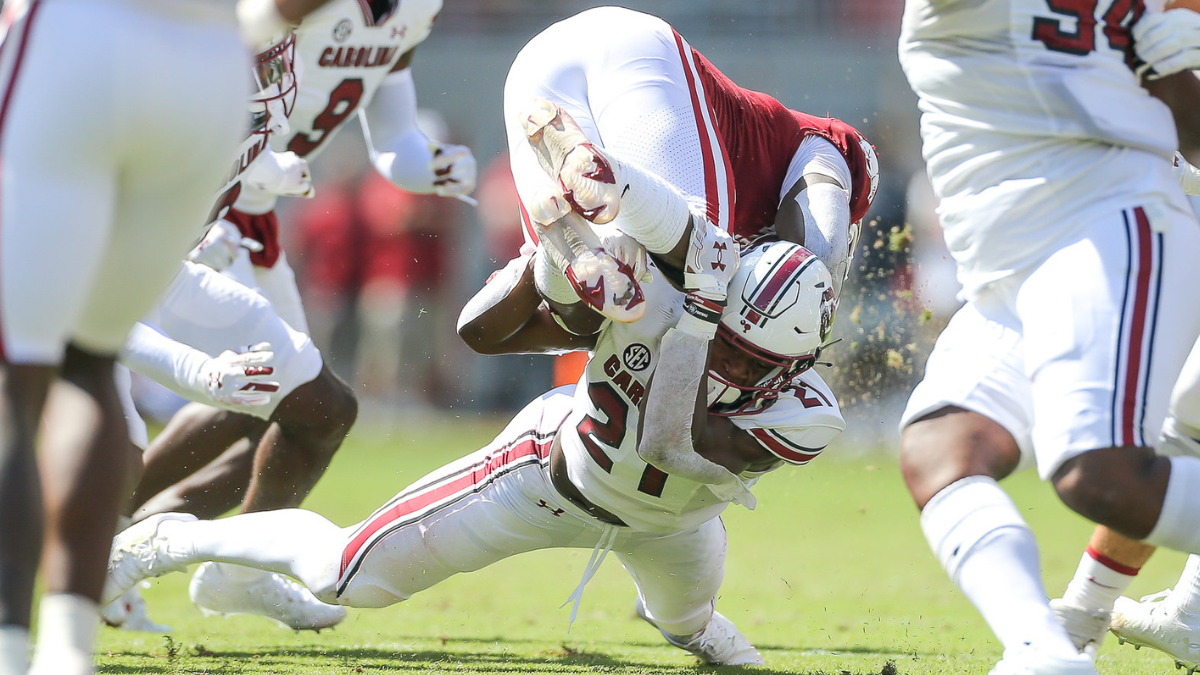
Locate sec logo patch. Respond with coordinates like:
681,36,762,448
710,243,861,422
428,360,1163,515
623,344,651,372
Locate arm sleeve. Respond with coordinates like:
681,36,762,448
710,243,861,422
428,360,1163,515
359,69,438,193
780,136,855,297
637,327,757,508
119,323,210,403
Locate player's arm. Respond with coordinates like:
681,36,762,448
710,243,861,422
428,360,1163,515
774,141,856,297
120,324,281,413
457,253,598,355
358,50,477,200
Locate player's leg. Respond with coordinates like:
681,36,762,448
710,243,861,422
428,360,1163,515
899,297,1090,667
1037,204,1200,541
1098,338,1200,664
240,364,356,511
617,518,763,666
129,404,267,515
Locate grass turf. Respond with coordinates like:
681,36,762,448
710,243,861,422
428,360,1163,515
95,414,1191,674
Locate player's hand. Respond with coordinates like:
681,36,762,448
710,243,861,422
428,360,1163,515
188,220,245,272
430,142,478,199
1134,8,1200,79
243,150,314,197
196,342,281,408
678,220,739,338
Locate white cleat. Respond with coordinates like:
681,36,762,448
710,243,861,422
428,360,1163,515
189,562,346,631
529,187,645,323
1111,592,1200,673
101,584,172,633
102,513,195,606
521,97,622,224
988,647,1098,675
635,597,764,666
1050,598,1110,657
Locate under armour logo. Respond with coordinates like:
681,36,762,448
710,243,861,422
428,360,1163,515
710,242,728,272
536,499,565,516
390,26,407,39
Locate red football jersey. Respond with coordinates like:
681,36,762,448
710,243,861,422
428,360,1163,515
689,48,878,242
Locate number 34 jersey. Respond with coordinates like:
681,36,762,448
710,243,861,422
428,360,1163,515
898,0,1178,298
558,264,845,534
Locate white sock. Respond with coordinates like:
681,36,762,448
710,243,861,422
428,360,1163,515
1061,547,1137,613
606,153,691,255
27,593,98,675
165,510,343,597
922,476,1078,656
1146,456,1200,554
1169,554,1200,615
0,625,29,675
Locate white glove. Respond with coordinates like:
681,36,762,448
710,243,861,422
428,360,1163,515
1135,8,1200,79
242,150,314,197
195,342,281,408
679,220,740,338
1174,151,1200,195
430,142,477,199
188,221,245,272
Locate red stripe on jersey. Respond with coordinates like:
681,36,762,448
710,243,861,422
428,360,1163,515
338,436,549,578
0,0,43,363
748,427,820,465
672,30,721,228
1121,208,1154,447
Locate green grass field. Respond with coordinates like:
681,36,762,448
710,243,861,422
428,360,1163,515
94,415,1193,674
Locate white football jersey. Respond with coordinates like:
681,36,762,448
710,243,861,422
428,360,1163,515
559,264,845,534
899,0,1180,297
234,0,440,213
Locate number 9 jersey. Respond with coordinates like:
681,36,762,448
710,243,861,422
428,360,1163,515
271,0,440,164
558,262,845,534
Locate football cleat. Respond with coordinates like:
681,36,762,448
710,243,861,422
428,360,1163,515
635,597,764,666
987,647,1098,675
189,562,346,631
1050,598,1110,657
103,513,196,606
1111,592,1200,673
100,584,172,633
521,97,622,224
530,187,645,323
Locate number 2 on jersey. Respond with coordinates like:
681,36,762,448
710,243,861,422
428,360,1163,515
287,79,365,158
577,382,669,497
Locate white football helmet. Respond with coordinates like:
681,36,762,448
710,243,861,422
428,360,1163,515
249,32,297,138
708,241,836,416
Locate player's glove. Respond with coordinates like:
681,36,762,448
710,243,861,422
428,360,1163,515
596,229,651,284
678,220,739,339
188,221,247,272
1134,8,1200,79
242,150,314,198
195,342,281,408
430,142,478,200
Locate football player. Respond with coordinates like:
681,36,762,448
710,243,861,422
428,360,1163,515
895,0,1200,673
501,6,877,324
117,0,478,630
0,0,338,673
101,226,843,667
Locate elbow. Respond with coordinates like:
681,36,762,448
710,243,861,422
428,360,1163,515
456,319,503,355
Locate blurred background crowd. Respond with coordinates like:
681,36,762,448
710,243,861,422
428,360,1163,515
135,0,965,448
